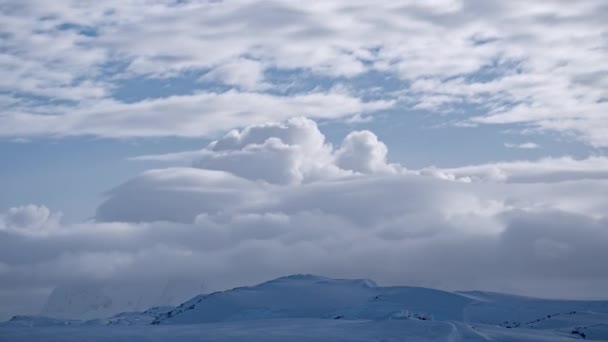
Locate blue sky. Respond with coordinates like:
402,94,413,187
1,0,608,320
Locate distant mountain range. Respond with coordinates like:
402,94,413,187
2,274,607,341
41,278,205,320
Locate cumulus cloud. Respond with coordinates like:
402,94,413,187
133,117,396,184
335,131,399,174
195,118,341,184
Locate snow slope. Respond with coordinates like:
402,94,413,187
2,274,608,341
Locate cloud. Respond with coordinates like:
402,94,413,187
335,131,399,174
2,118,608,321
0,0,606,144
94,120,608,299
0,205,62,233
96,167,266,223
3,176,608,320
199,58,269,91
194,117,342,184
0,90,393,138
132,117,397,184
504,142,540,149
426,156,608,183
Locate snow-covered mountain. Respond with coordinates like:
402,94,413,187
2,274,608,341
151,274,477,324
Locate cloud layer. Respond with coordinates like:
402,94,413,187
2,118,608,320
0,0,606,145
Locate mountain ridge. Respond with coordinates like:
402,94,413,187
3,274,608,341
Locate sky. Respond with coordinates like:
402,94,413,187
1,0,608,320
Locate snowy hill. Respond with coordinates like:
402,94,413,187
152,275,383,324
151,274,476,324
2,274,608,341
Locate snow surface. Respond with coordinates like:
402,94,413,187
2,274,607,341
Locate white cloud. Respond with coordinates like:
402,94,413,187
132,117,399,184
335,131,399,174
0,0,606,144
427,156,608,183
504,142,540,149
199,58,269,91
0,90,393,138
194,117,343,184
